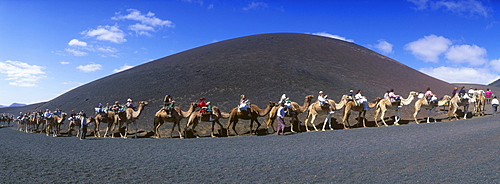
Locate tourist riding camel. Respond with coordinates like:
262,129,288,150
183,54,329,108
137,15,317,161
121,101,148,138
304,95,349,131
413,94,452,124
154,102,197,139
343,97,381,128
185,104,229,138
226,98,276,136
374,91,418,126
266,95,314,133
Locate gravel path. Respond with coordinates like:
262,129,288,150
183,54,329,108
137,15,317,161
1,115,499,183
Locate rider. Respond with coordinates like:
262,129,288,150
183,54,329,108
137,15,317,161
163,95,175,117
279,94,294,116
198,97,209,114
239,95,251,116
425,88,437,103
355,90,369,110
125,99,136,110
388,89,400,102
318,91,329,107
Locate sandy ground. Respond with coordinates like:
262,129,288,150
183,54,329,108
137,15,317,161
1,111,499,183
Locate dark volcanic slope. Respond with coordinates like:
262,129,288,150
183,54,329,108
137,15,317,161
3,33,456,133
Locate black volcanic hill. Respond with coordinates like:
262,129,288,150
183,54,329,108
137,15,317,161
3,33,457,135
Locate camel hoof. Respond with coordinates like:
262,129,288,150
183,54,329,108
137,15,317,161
321,129,325,131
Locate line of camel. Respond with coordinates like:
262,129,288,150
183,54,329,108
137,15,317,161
12,91,485,139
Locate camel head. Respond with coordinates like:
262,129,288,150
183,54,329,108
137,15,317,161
409,91,418,96
138,101,149,106
267,101,277,107
305,95,314,101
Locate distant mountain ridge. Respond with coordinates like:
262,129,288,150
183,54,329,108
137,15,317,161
1,33,457,134
0,103,26,108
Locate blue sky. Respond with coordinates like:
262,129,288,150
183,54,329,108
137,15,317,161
1,0,500,106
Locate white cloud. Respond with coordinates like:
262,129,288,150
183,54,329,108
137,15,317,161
432,0,490,17
129,23,155,36
113,64,134,73
68,39,87,47
404,34,451,62
420,66,498,84
408,0,430,10
372,39,393,54
65,48,88,56
77,63,102,72
81,25,126,43
408,0,490,18
96,46,118,53
113,9,174,27
60,61,70,65
0,60,46,87
445,44,487,66
243,2,269,11
489,59,500,72
312,32,354,43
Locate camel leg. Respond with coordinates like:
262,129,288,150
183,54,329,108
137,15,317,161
309,115,318,131
374,108,380,127
265,118,276,134
304,115,312,132
413,107,420,124
253,119,261,135
178,121,185,139
343,110,351,129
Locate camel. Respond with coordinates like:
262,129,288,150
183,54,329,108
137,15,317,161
185,105,230,138
304,95,349,131
121,101,148,138
154,102,197,139
413,94,452,124
342,97,382,128
374,91,418,126
226,101,276,136
94,110,126,138
474,93,485,117
266,95,314,133
447,94,471,120
52,113,67,135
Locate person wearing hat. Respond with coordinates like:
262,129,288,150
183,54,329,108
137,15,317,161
492,96,499,116
318,91,334,113
125,98,136,110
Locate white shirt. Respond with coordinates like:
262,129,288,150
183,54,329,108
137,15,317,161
492,99,499,105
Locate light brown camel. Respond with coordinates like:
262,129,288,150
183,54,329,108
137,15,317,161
304,95,349,131
94,110,126,138
474,93,485,117
226,101,276,136
185,105,230,138
121,101,148,138
154,102,197,139
447,93,471,121
374,91,418,126
265,95,314,133
52,112,67,135
342,97,382,128
413,94,452,124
